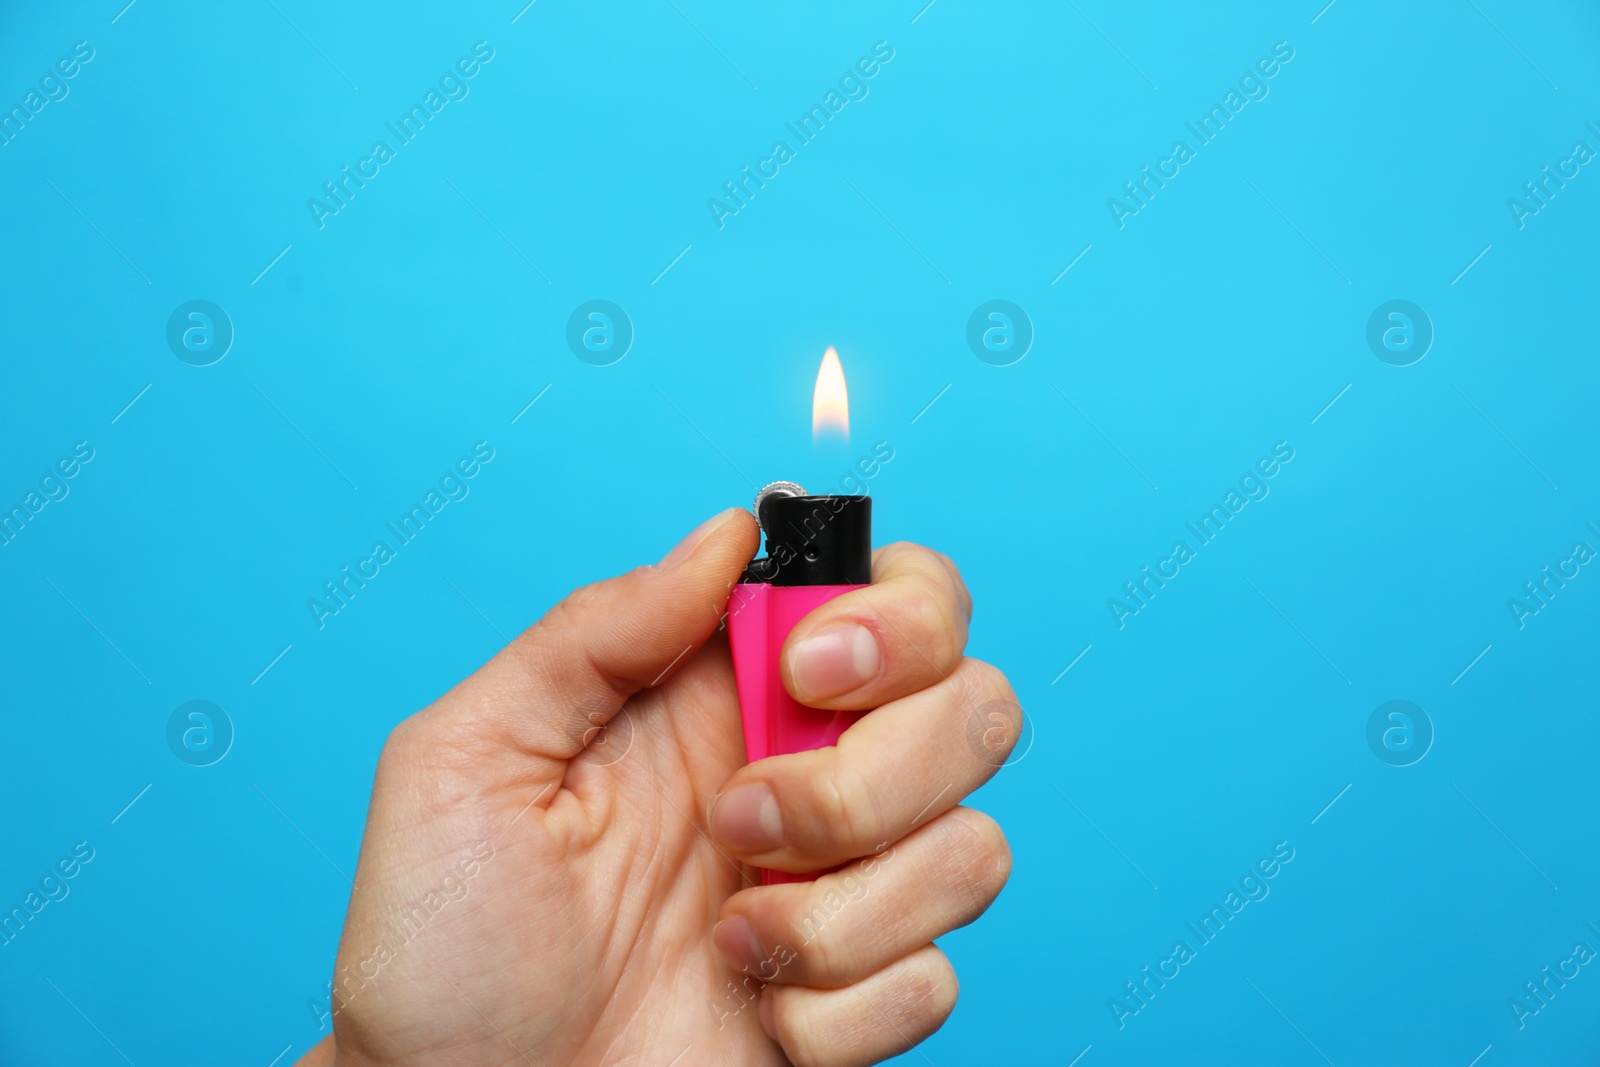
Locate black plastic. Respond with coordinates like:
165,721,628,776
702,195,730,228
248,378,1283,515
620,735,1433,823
740,494,872,586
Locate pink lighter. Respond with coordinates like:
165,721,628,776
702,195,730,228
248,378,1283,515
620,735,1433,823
726,482,872,885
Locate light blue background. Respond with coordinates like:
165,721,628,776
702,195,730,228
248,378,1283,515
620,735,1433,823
3,1,1599,1063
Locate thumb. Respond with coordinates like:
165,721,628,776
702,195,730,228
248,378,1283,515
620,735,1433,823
430,506,759,765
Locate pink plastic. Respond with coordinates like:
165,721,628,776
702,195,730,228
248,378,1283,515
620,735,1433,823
726,581,866,885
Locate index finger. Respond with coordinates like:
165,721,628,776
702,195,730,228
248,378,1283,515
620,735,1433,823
778,541,972,710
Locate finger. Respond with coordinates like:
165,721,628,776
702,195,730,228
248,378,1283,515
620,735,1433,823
712,806,1010,988
414,507,758,770
779,541,971,709
763,945,958,1067
709,657,1021,870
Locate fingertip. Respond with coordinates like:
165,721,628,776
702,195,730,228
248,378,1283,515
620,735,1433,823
658,507,756,570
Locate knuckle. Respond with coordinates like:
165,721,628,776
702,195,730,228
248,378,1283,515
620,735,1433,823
784,898,847,980
771,992,825,1067
939,609,969,665
558,576,609,614
531,577,616,652
934,549,967,593
800,758,873,855
894,577,965,669
380,711,450,762
880,540,918,563
868,541,910,583
376,720,434,789
927,546,970,599
378,708,476,777
901,542,972,621
379,716,421,765
907,580,955,648
534,588,582,635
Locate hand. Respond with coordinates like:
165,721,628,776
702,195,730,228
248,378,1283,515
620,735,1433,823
297,508,1018,1067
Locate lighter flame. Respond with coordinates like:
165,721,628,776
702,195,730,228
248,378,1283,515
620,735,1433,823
812,346,849,442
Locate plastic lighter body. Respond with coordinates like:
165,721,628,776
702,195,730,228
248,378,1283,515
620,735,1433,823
728,583,866,763
726,487,872,885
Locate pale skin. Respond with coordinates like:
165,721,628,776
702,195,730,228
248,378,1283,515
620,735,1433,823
296,507,1019,1067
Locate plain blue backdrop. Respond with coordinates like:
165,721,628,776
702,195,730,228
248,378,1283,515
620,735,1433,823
3,0,1599,1063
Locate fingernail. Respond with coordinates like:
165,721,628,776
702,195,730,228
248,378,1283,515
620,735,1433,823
659,508,741,569
710,782,783,852
712,916,765,973
787,624,880,701
758,990,777,1040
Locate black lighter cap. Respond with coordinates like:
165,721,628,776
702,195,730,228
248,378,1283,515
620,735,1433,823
741,494,872,586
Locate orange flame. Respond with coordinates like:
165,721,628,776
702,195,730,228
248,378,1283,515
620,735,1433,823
812,346,849,442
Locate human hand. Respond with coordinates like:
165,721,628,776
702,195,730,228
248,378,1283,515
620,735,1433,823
297,507,1018,1067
